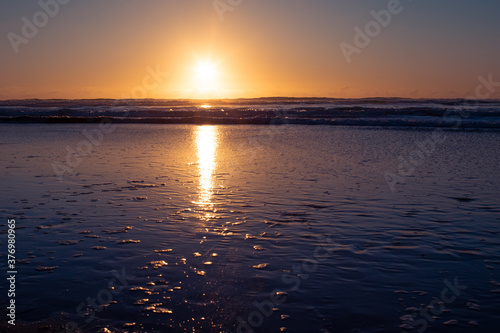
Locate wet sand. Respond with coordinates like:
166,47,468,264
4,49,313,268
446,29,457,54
1,124,499,332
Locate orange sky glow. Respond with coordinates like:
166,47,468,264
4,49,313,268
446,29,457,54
1,0,499,100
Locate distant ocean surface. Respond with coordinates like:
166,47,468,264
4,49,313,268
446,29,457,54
1,98,500,128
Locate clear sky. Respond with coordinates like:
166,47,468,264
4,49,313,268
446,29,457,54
1,0,499,99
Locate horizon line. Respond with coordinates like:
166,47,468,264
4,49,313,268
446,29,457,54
1,97,499,102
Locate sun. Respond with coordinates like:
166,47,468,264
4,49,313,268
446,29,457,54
193,60,219,92
196,61,217,81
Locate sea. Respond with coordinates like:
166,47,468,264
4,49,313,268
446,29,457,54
0,98,499,332
0,97,500,128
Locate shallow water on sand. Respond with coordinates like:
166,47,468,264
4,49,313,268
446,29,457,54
1,124,499,332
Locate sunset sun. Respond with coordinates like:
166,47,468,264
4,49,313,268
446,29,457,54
194,60,219,92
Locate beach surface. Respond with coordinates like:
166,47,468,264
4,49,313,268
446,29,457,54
1,123,499,332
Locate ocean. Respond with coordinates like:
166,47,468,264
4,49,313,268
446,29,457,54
1,98,500,128
0,99,499,332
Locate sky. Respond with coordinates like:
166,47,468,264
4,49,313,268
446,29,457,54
1,0,499,99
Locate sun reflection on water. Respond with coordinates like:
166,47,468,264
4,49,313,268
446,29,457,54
195,126,218,214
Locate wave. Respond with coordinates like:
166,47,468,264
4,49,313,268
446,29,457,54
1,98,499,128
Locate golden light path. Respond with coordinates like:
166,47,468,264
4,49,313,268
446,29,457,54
195,126,218,214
